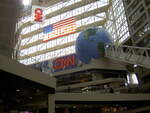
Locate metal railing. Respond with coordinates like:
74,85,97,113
105,44,150,69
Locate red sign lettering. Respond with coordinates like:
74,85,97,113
53,54,77,71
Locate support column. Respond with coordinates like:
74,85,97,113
48,94,55,113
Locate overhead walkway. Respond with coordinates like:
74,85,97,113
105,44,150,69
0,54,56,88
56,78,125,92
55,92,150,102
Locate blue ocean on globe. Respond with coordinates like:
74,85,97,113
75,27,113,64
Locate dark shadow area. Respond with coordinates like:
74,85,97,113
0,69,54,112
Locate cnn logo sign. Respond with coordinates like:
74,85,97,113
53,54,77,72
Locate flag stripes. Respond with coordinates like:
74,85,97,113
43,17,77,42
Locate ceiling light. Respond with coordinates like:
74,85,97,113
73,106,76,108
133,64,137,68
22,0,31,6
29,97,33,99
16,89,20,92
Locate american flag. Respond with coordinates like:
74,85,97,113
43,17,77,42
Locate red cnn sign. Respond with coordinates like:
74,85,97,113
34,8,43,22
53,54,77,72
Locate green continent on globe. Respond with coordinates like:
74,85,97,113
76,27,112,64
97,42,105,57
83,28,97,40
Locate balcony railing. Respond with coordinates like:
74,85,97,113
105,44,150,69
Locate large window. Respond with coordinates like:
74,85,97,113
18,0,129,65
105,0,129,43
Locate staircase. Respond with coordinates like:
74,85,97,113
105,44,150,69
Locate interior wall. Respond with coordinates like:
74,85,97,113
0,0,21,57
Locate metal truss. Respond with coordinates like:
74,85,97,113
105,44,150,69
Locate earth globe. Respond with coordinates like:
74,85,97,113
75,27,113,64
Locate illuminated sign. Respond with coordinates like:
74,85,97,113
43,17,77,42
53,54,77,72
32,6,44,23
34,8,43,22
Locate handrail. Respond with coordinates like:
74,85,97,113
105,44,150,69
